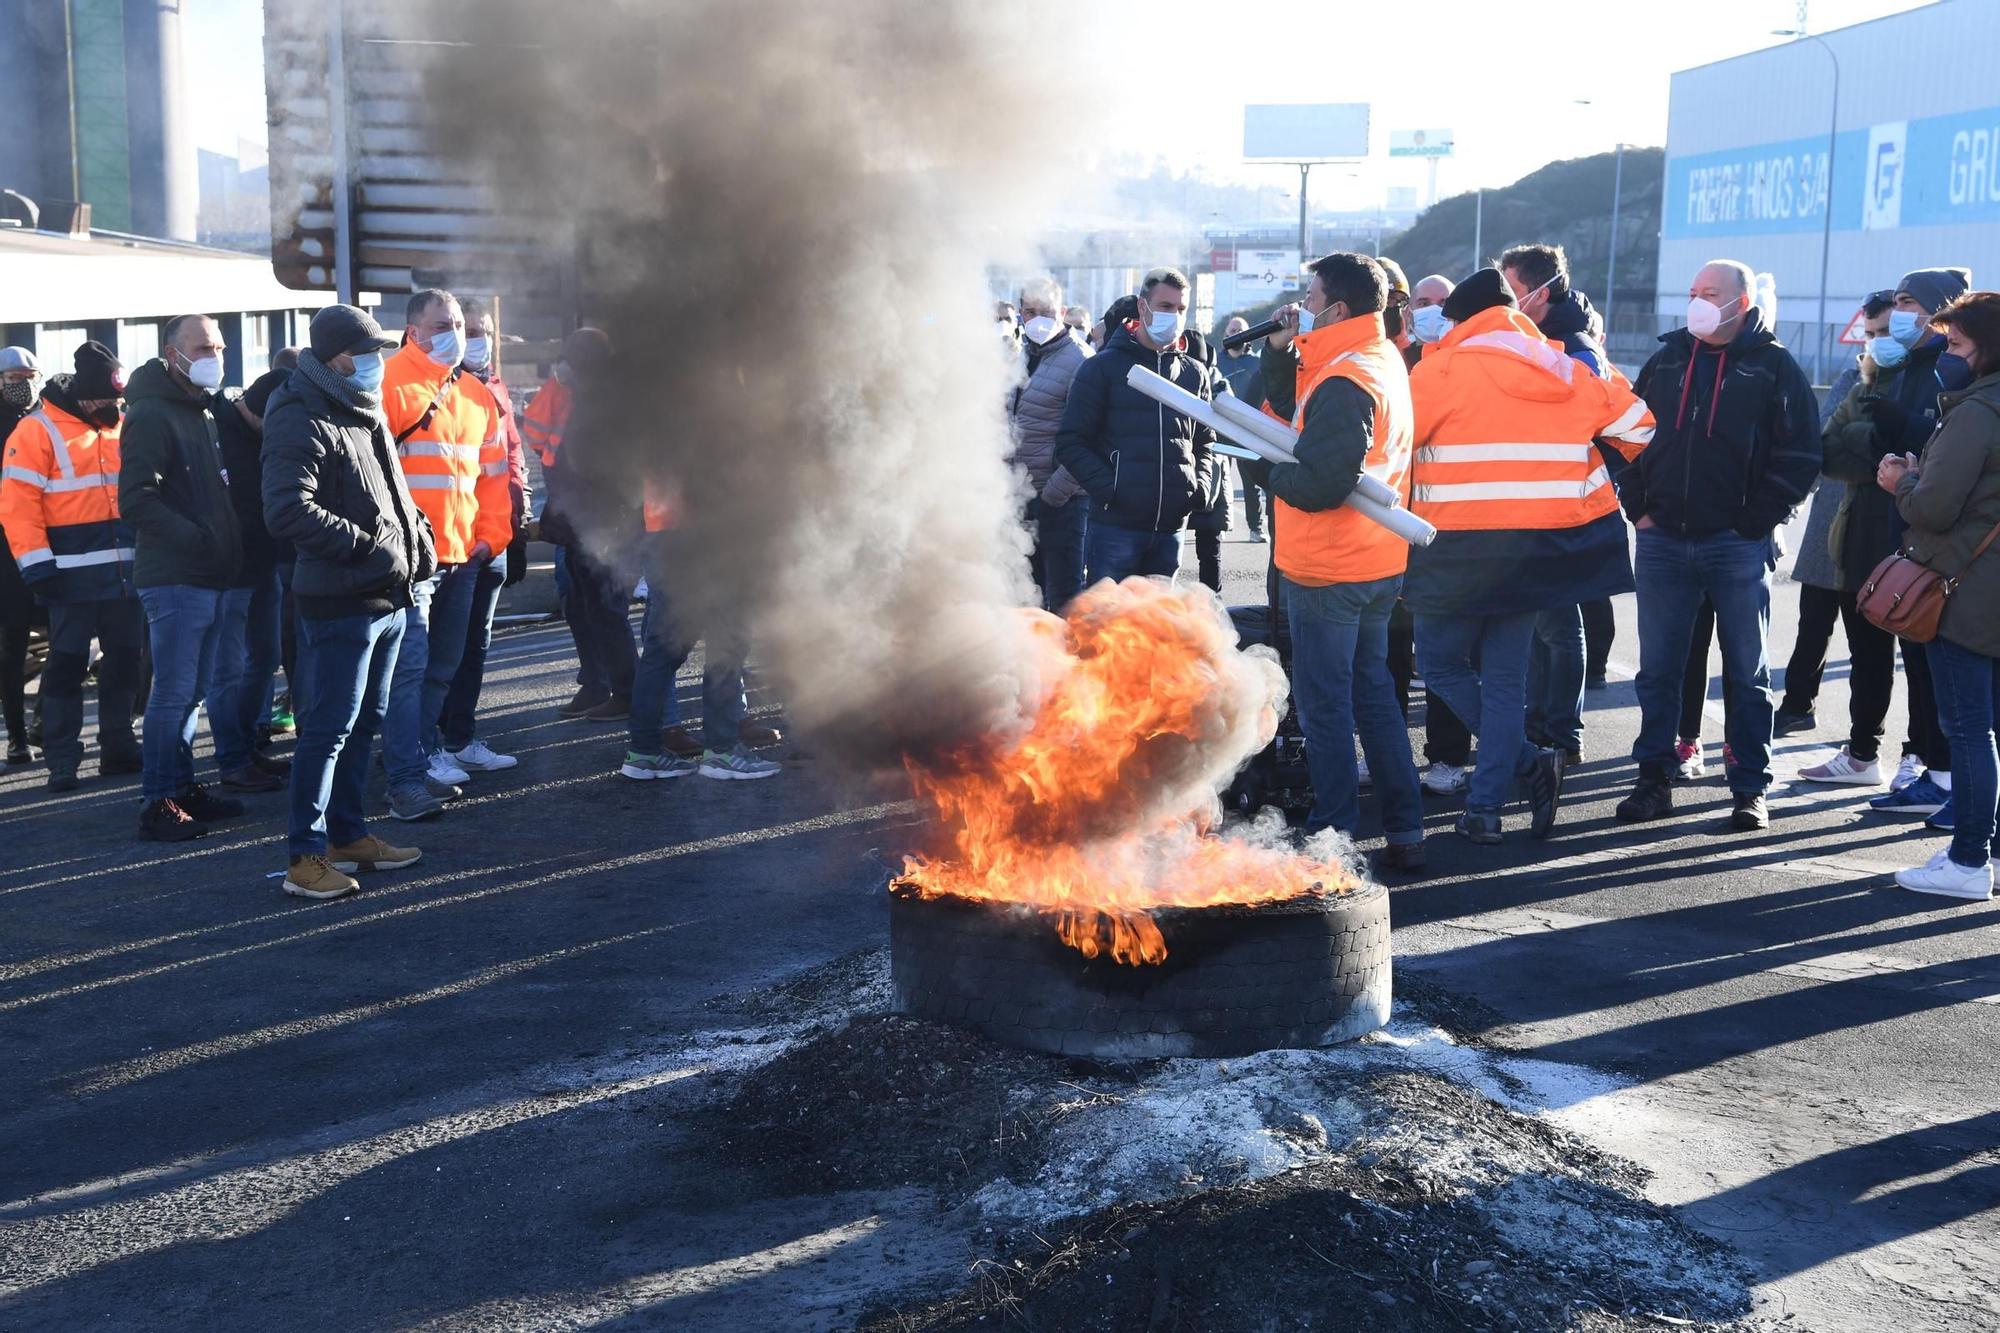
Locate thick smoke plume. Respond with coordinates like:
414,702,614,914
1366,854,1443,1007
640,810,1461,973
361,0,1287,789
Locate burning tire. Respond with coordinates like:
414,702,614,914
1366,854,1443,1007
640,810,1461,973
888,883,1391,1060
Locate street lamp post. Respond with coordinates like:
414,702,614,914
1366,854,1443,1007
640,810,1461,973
1604,142,1624,332
1779,29,1841,380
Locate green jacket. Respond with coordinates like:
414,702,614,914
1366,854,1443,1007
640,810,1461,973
117,359,242,590
1820,362,1904,591
1896,371,2000,660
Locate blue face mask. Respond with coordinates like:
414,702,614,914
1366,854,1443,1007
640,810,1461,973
1866,335,1908,369
345,351,385,393
1937,352,1977,393
1888,308,1929,349
426,328,466,367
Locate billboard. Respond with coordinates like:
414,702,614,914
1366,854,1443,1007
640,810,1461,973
1232,248,1302,302
1243,104,1369,162
1389,129,1453,158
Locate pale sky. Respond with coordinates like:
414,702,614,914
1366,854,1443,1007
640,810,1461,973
187,0,1933,205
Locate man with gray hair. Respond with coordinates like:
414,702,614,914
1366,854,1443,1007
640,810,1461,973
1616,259,1822,832
1008,276,1092,610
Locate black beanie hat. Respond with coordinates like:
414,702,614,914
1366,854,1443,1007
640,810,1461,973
244,367,291,418
1441,268,1515,324
72,341,125,399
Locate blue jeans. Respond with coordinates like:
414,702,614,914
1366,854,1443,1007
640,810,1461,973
290,610,404,857
137,584,228,801
1415,610,1539,816
209,571,283,772
1282,573,1424,844
629,536,747,754
1087,520,1182,586
1633,528,1775,792
1927,637,2000,869
439,558,506,751
1526,603,1585,751
382,562,480,787
1031,496,1090,612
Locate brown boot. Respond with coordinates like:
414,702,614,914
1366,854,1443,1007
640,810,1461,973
284,854,359,900
328,835,422,873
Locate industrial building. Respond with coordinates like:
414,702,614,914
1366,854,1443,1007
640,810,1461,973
1658,0,2000,379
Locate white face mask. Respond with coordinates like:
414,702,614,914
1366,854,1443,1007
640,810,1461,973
178,350,225,390
1514,274,1556,313
1145,305,1184,346
462,335,492,371
1411,305,1453,344
1022,315,1060,343
426,327,466,367
1685,295,1738,339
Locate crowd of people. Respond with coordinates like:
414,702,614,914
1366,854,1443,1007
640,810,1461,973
5,253,1999,907
1002,249,2000,903
0,292,778,903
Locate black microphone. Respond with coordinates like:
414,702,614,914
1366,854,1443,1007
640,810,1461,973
1223,317,1284,350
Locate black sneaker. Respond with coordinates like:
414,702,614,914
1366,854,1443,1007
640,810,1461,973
178,783,247,822
47,769,80,793
139,797,207,842
1730,793,1770,831
558,688,608,720
251,752,293,778
1584,673,1610,691
1616,777,1674,822
1527,747,1566,839
99,748,143,776
5,743,31,768
1371,842,1428,877
1455,811,1503,845
1773,709,1816,737
220,764,284,793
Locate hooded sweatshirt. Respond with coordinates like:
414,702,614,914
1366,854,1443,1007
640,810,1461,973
116,358,242,589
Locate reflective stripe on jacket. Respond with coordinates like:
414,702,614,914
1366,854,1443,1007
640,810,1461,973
1409,306,1653,533
384,342,511,565
1274,314,1414,586
0,404,133,602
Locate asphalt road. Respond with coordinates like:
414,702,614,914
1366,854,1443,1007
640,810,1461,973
1,514,1995,1331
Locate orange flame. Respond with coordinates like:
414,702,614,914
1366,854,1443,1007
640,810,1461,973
896,579,1356,964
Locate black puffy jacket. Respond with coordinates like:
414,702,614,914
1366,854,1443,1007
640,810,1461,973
261,362,436,618
1624,310,1822,538
1054,326,1217,534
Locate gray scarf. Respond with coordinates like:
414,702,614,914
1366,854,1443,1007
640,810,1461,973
298,348,383,416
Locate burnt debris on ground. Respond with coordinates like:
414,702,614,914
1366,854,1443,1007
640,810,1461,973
680,951,1753,1330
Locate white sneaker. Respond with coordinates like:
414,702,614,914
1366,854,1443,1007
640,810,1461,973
1890,754,1925,792
1797,747,1883,786
1894,850,1995,901
447,738,517,772
1421,762,1468,795
426,749,471,785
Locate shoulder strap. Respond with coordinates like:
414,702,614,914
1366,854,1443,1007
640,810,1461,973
396,366,464,446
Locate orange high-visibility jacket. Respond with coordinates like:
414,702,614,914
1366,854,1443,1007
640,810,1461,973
383,342,511,565
520,377,571,470
1273,313,1414,587
1408,305,1654,533
0,403,133,603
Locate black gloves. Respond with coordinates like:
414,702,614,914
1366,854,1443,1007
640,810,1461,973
504,534,528,587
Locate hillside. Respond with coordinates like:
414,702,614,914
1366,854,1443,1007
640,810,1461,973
1385,147,1663,315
